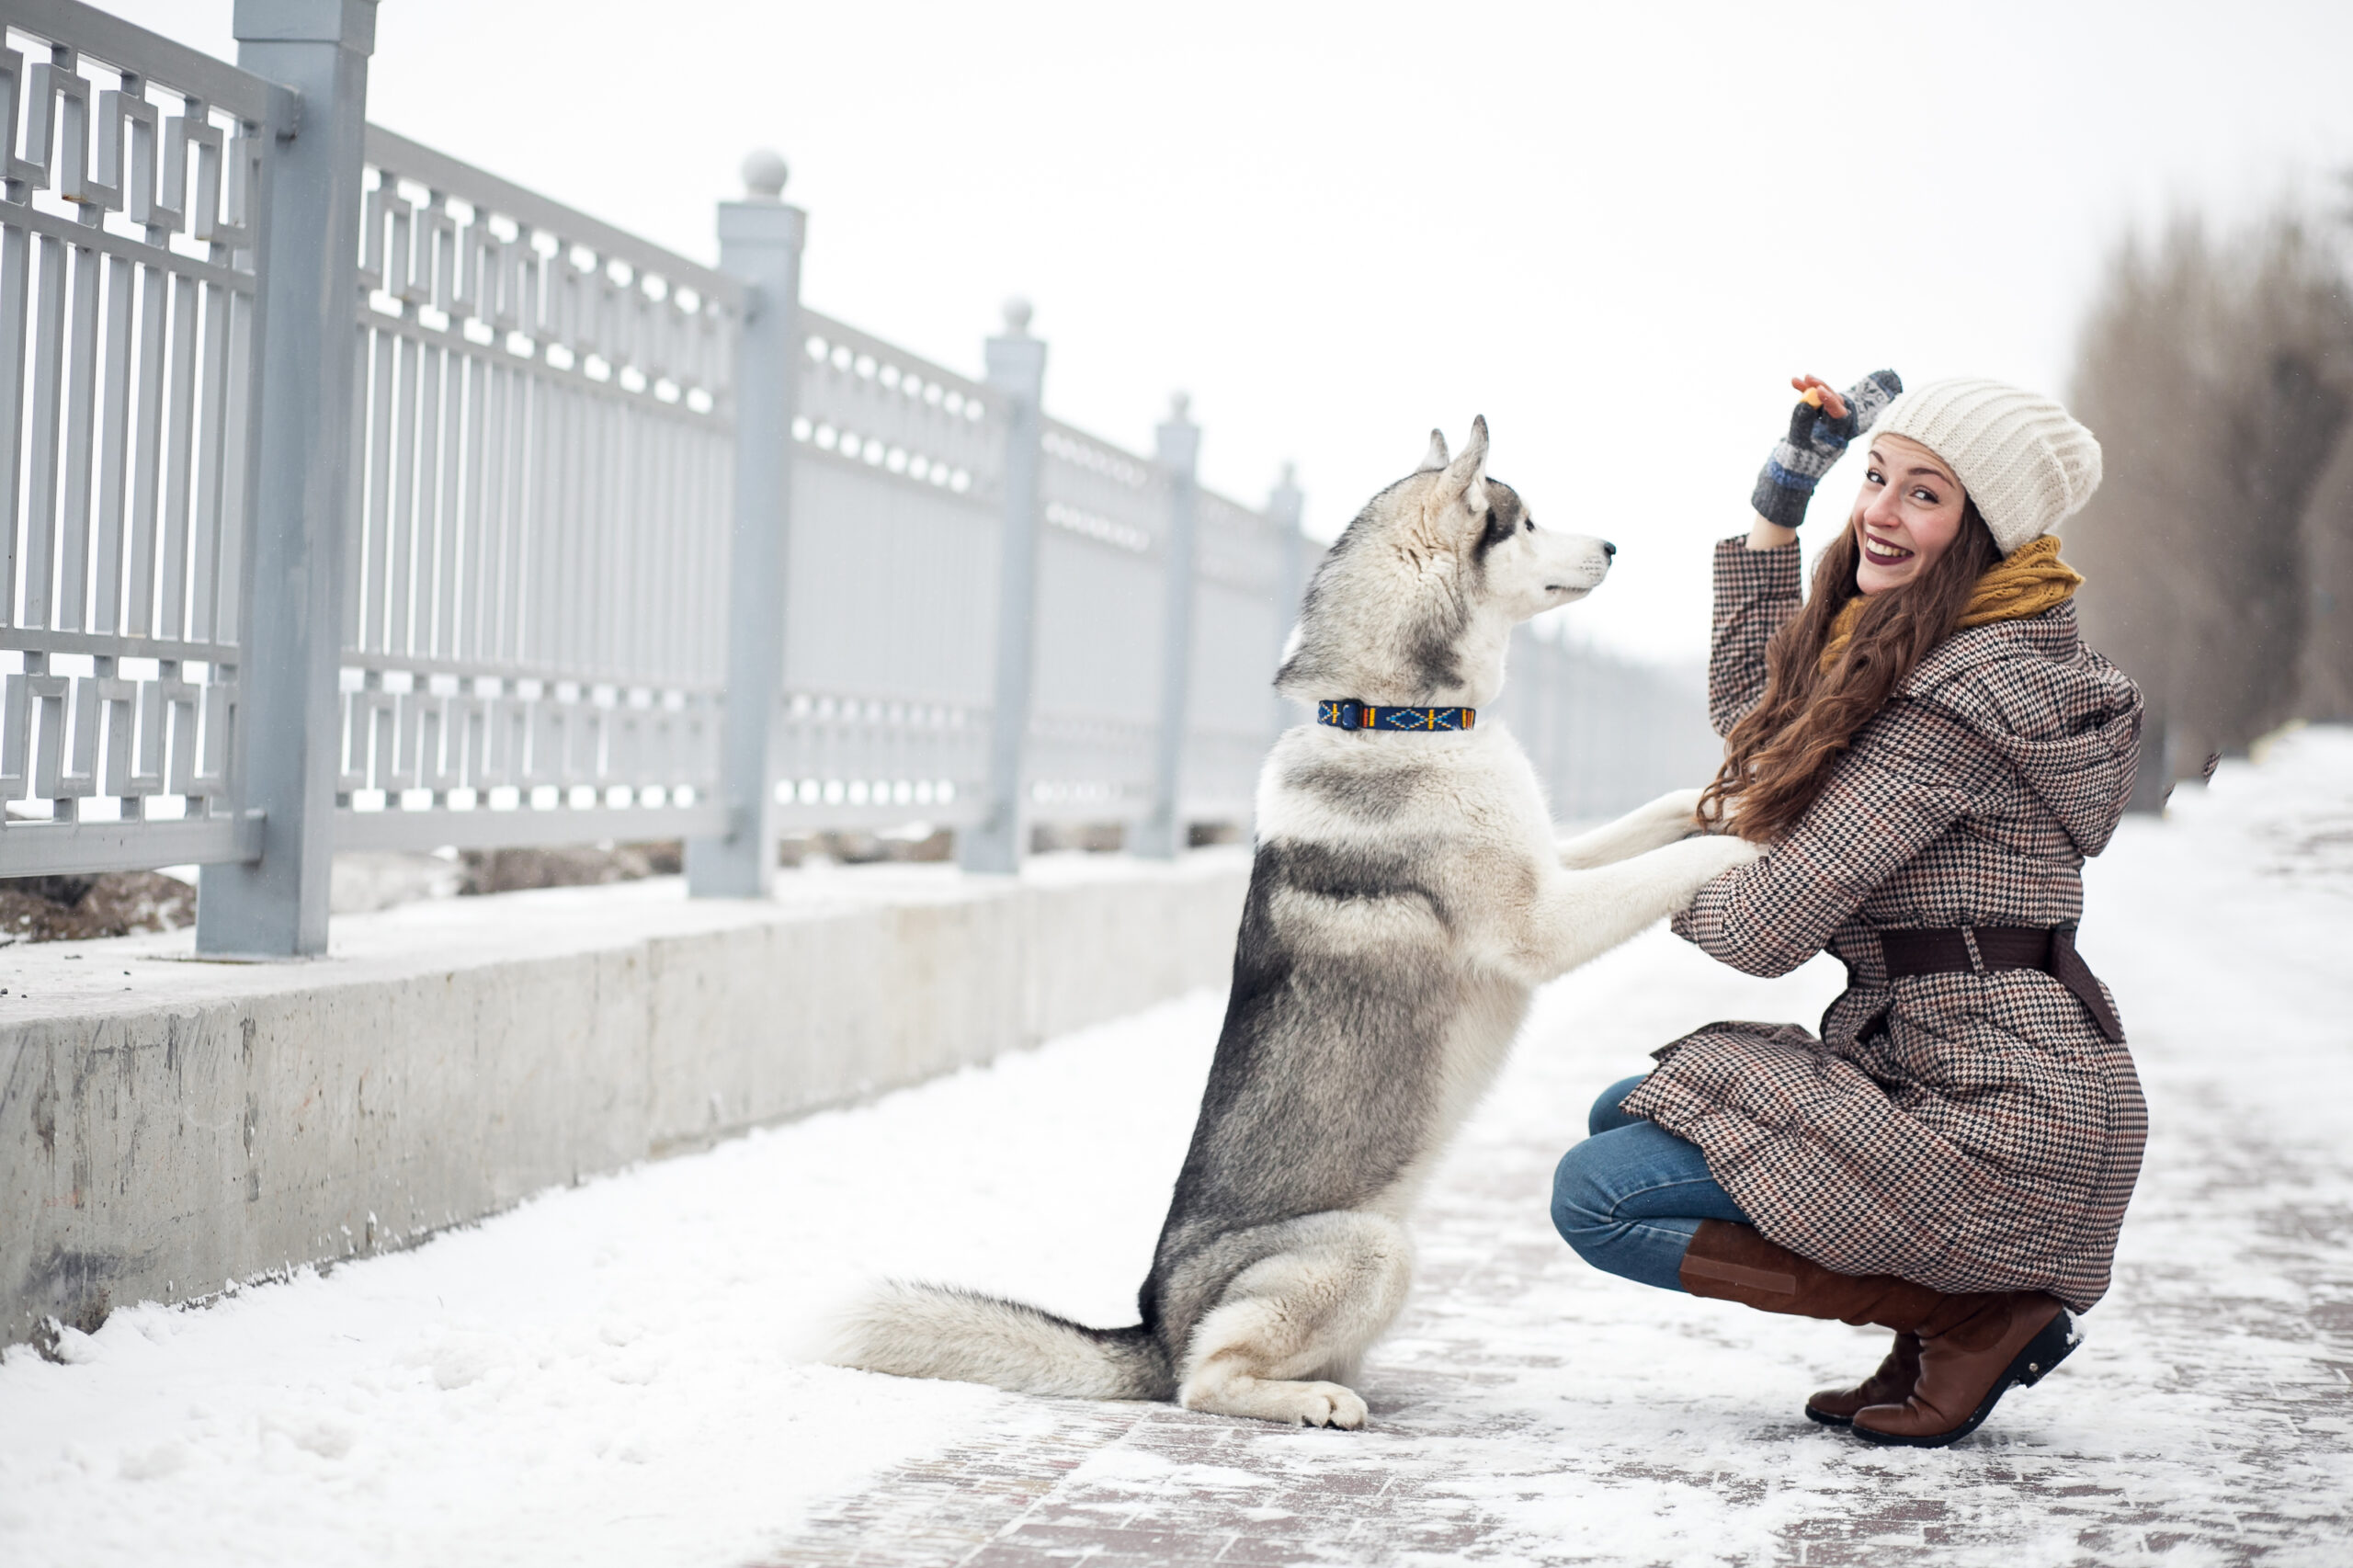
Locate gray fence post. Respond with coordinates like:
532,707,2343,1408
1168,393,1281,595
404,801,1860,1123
959,301,1048,875
688,152,804,898
1135,393,1201,860
196,0,375,957
1267,462,1305,743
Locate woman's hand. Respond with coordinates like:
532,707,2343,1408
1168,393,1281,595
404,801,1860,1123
1748,369,1903,540
1790,373,1848,420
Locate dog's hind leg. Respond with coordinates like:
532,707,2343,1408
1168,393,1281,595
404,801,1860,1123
1176,1211,1413,1429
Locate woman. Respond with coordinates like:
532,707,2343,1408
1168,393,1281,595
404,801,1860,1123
1549,372,2147,1448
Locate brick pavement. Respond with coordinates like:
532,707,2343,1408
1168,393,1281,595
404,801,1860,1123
768,1107,2351,1566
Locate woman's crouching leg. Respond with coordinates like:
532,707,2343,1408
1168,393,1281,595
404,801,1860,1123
1551,1119,1751,1291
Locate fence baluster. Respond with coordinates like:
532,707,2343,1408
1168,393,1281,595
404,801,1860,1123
54,234,101,631
23,233,67,628
123,253,165,636
90,248,132,632
0,217,27,630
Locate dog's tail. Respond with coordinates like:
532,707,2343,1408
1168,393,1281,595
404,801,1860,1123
833,1280,1174,1401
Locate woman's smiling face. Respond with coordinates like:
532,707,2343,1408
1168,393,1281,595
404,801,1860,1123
1850,433,1968,594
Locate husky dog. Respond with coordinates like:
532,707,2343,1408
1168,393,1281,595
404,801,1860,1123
838,417,1761,1426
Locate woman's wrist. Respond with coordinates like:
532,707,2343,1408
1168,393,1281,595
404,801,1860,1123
1745,514,1799,551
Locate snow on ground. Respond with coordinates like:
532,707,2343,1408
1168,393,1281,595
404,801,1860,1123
4,729,2351,1567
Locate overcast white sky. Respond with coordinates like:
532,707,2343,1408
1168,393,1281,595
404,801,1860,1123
112,1,2353,662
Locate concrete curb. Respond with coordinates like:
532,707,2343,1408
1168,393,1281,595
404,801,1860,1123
1,853,1250,1346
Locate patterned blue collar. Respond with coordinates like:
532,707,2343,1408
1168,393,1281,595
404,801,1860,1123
1317,699,1475,733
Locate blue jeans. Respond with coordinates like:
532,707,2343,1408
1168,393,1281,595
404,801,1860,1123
1551,1074,1751,1291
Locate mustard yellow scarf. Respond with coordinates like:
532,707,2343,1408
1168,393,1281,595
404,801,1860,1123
1817,535,2083,673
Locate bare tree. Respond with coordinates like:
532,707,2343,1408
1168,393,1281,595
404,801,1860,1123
2067,215,2353,795
2296,424,2353,722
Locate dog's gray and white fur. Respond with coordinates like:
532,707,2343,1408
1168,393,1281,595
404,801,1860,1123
836,418,1761,1426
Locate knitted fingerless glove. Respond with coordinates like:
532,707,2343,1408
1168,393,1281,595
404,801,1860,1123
1750,369,1904,528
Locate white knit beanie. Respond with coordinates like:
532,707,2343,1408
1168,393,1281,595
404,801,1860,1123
1865,378,2103,554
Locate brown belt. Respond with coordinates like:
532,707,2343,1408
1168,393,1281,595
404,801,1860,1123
1877,926,2123,1042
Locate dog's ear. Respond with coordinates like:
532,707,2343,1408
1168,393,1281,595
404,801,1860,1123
1415,428,1449,473
1434,415,1489,517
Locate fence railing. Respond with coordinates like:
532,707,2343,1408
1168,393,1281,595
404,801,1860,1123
0,0,1718,954
335,125,739,852
770,306,1004,836
0,0,282,876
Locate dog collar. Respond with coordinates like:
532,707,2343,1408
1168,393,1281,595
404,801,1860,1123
1317,699,1475,733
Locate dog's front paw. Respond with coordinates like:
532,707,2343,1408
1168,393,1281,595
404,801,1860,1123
1648,786,1707,823
1698,834,1766,870
1672,833,1765,903
1185,1376,1369,1429
1641,787,1711,839
1287,1381,1369,1429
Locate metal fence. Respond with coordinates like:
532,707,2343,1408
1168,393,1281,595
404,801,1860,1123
770,307,1004,836
335,126,739,852
0,0,1717,955
0,0,278,876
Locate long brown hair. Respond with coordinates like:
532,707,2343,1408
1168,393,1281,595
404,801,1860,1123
1699,501,2001,843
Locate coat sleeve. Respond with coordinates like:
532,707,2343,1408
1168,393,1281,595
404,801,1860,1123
1673,699,1988,977
1708,537,1804,736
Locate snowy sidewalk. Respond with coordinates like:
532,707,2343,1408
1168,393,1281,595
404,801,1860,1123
5,731,2350,1567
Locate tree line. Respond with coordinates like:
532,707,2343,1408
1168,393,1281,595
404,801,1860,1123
2066,196,2353,808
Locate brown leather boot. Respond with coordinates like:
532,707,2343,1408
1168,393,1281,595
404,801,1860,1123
1850,1292,2076,1449
1677,1220,1942,1327
1678,1222,2077,1446
1804,1334,1921,1426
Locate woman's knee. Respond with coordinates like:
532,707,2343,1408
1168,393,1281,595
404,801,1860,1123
1550,1141,1615,1254
1551,1140,1697,1290
1586,1074,1652,1137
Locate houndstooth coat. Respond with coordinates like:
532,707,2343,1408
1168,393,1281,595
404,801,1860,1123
1620,539,2148,1311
